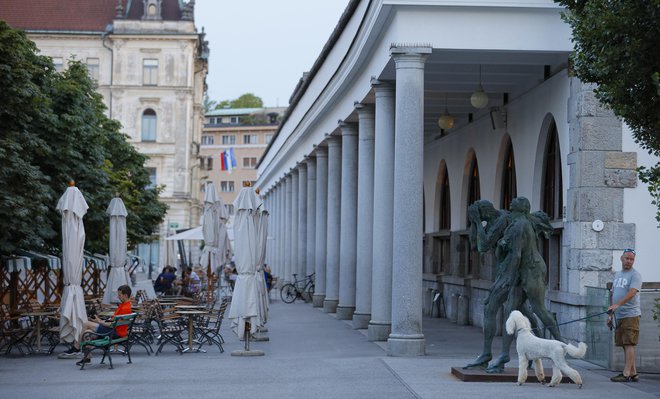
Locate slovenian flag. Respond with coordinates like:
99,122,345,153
220,148,236,173
220,151,227,171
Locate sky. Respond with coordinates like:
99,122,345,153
194,1,350,108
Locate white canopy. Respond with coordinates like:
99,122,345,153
165,226,203,241
57,184,88,345
103,196,130,304
228,187,263,338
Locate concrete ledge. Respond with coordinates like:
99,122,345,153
451,367,573,383
368,323,391,341
323,299,338,313
387,336,425,356
352,312,370,329
312,294,325,307
336,305,355,320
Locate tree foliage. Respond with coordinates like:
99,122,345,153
214,92,263,109
0,22,167,255
557,1,660,224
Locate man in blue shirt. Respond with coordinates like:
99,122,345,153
608,248,643,382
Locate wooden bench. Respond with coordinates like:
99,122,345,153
79,313,137,370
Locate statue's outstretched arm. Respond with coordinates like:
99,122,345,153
477,213,510,253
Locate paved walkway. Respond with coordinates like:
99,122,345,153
1,291,658,399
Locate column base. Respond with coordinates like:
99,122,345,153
352,312,370,329
323,299,338,313
368,322,391,341
312,294,325,308
387,334,425,356
336,305,355,320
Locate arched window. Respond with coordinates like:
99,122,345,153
541,120,563,290
465,156,480,277
435,166,451,274
467,157,481,207
141,109,157,142
543,122,562,219
500,142,517,210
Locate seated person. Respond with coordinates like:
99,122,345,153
224,263,238,290
182,267,201,297
263,264,273,293
58,285,132,365
192,265,206,290
154,266,176,295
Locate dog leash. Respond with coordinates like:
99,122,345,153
528,310,611,334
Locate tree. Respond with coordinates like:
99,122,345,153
212,92,264,110
0,21,57,253
0,22,167,255
557,1,660,224
203,93,217,114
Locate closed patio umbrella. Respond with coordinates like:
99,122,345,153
227,185,263,355
102,195,129,304
254,193,269,327
57,182,89,345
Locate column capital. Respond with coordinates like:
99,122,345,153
371,77,394,96
389,44,431,69
327,135,342,147
314,145,328,158
338,120,358,136
389,43,432,56
355,102,375,118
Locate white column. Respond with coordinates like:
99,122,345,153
369,80,396,341
298,162,308,279
387,45,430,356
337,122,358,320
284,174,293,283
273,185,281,277
323,135,341,313
313,146,328,307
291,168,299,281
306,156,317,277
353,103,375,329
278,179,286,280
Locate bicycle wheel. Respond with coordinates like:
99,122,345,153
280,284,297,304
306,283,315,297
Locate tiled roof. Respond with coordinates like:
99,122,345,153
0,0,182,33
206,108,264,117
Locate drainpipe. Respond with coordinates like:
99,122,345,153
101,24,114,118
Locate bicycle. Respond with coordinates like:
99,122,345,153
280,273,315,304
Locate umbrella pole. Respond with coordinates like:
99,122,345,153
206,258,213,305
244,321,250,351
231,320,264,356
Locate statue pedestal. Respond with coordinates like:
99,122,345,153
450,367,572,384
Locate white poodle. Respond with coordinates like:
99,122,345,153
506,310,586,388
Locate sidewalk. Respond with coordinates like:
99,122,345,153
1,289,658,399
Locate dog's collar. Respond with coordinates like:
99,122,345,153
516,327,529,334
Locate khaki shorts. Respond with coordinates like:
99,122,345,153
615,316,640,346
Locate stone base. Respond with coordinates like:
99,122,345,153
323,299,338,313
451,367,572,383
231,350,264,357
352,312,370,329
336,305,355,320
312,294,325,308
387,335,425,356
368,322,391,341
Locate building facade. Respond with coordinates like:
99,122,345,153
256,0,659,371
1,0,209,269
200,107,285,217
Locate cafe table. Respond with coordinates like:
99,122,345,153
22,311,55,353
175,309,208,353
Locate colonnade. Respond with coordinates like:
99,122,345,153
262,45,429,356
